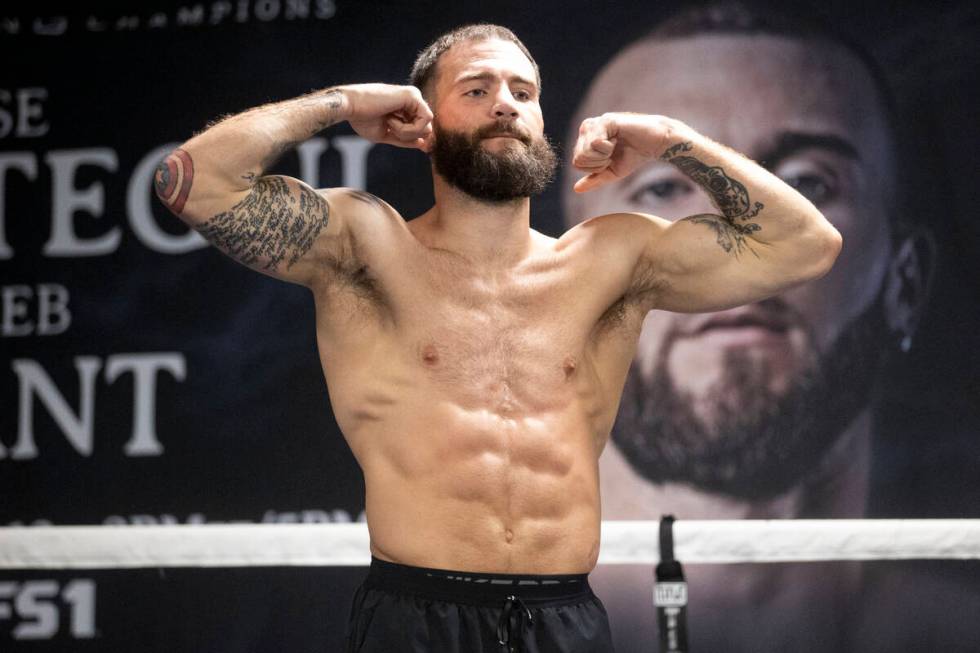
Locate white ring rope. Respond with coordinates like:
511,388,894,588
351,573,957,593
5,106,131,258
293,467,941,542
1,520,979,570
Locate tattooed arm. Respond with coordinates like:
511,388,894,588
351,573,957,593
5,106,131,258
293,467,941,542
155,84,433,287
572,113,842,312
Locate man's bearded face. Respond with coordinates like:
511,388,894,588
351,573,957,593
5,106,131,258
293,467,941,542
611,295,888,500
431,118,557,202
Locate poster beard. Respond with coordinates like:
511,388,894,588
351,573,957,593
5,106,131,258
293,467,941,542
431,120,557,202
611,296,888,500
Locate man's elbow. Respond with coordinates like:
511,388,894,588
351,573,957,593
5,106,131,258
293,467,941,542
805,223,843,281
153,147,197,222
152,145,233,228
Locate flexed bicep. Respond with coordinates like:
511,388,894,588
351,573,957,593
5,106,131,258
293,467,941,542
155,84,428,287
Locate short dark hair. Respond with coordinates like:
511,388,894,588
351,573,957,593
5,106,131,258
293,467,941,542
409,24,541,100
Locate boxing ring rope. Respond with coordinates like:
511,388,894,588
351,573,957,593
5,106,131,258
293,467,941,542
2,520,979,569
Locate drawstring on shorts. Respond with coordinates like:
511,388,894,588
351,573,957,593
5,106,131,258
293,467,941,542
497,594,534,652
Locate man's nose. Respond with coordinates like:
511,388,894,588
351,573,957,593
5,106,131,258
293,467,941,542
492,90,519,118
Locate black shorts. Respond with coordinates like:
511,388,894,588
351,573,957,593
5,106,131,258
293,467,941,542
345,556,615,652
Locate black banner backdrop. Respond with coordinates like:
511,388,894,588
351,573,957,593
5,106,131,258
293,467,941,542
2,1,979,651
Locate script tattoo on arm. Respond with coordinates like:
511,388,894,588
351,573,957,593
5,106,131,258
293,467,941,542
196,177,330,272
661,141,764,258
154,148,195,215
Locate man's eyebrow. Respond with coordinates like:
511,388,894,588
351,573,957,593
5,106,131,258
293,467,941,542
757,132,861,169
456,71,537,88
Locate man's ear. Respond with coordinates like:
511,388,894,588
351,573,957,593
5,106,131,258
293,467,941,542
421,103,438,154
883,228,936,352
422,128,435,154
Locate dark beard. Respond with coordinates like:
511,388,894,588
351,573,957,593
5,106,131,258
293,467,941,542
430,120,557,202
610,296,888,500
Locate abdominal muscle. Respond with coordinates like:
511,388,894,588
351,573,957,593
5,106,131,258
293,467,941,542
337,372,604,575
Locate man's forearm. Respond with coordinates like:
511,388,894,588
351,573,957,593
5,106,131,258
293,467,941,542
659,120,838,260
154,88,346,218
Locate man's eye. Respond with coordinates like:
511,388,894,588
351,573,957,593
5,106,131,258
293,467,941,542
466,89,486,97
785,174,834,204
514,90,531,101
628,179,693,204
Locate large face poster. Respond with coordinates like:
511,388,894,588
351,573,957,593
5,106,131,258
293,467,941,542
2,1,978,651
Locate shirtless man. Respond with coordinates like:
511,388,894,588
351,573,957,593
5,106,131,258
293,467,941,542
154,23,840,653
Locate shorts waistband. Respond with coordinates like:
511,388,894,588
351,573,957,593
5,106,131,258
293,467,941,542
365,556,594,607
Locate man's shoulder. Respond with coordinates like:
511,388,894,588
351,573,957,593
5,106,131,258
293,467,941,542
562,210,660,236
557,211,663,258
317,187,418,256
318,187,403,221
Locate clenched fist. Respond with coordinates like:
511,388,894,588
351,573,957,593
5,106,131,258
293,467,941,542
340,83,434,150
571,113,682,193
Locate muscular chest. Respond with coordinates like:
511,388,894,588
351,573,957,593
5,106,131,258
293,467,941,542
399,262,587,412
317,240,639,417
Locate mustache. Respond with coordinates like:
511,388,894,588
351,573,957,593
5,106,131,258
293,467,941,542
473,120,533,145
